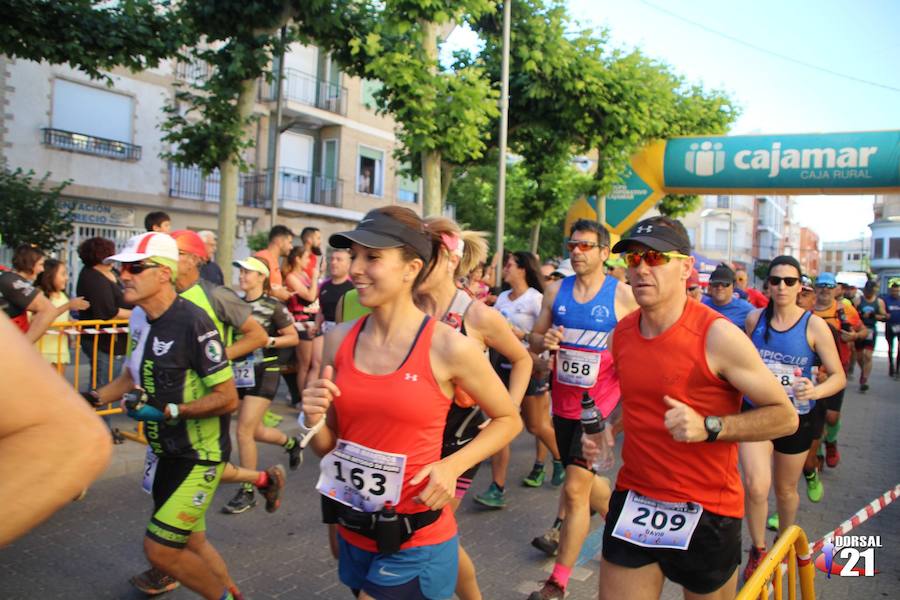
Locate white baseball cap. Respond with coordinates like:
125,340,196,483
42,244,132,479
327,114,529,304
552,258,575,278
105,232,179,264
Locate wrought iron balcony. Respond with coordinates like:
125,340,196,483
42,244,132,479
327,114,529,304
42,128,141,161
260,68,347,116
274,167,343,208
168,164,266,207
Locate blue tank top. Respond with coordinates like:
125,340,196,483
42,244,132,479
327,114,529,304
549,275,620,419
882,293,900,326
748,311,816,414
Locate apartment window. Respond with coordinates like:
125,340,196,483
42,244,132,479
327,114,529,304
361,79,383,110
850,253,860,261
397,166,419,203
890,238,900,259
52,79,132,142
357,146,384,196
46,79,139,160
874,238,884,259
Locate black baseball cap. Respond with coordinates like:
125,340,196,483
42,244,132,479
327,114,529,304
329,209,432,263
709,264,736,285
611,219,692,255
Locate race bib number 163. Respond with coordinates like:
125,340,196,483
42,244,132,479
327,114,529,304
316,439,407,513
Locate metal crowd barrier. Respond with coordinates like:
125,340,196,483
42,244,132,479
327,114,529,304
737,525,816,600
40,319,145,444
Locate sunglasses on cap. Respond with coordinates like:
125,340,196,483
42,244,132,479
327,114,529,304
768,276,799,287
565,240,605,253
623,249,690,268
120,261,161,275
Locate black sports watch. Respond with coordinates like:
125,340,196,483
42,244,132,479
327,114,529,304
704,416,723,442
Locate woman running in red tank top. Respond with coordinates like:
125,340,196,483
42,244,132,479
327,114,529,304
302,207,521,600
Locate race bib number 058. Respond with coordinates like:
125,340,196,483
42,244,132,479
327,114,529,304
611,490,703,550
556,348,601,388
316,439,407,513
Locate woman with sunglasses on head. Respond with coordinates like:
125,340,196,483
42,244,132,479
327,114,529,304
416,218,530,600
302,207,521,600
738,256,845,581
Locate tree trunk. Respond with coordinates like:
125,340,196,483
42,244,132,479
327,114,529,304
440,161,454,206
529,219,542,254
420,19,442,217
217,78,258,282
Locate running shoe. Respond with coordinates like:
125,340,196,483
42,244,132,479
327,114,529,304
222,487,256,514
531,528,560,556
742,546,767,582
286,436,303,470
766,513,779,531
129,567,180,595
805,469,824,502
550,460,565,487
473,482,507,509
522,465,546,488
261,465,286,513
527,577,566,600
825,441,840,468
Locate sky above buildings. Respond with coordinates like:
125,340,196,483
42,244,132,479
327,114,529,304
445,0,899,242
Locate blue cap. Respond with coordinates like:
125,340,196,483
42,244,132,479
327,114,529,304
816,272,836,287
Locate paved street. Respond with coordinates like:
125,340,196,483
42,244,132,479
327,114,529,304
1,355,898,599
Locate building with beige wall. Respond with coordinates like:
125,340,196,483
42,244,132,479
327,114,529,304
1,43,421,283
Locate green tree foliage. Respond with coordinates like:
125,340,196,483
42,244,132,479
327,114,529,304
0,0,187,81
448,158,582,259
464,0,737,242
0,169,74,251
311,0,500,215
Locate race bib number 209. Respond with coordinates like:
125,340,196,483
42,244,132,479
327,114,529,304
611,490,704,550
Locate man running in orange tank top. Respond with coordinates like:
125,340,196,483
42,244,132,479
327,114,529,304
584,216,797,600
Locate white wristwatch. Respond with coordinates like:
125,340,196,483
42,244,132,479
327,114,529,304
166,403,180,420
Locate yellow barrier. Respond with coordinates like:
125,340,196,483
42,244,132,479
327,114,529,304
737,525,816,600
40,319,145,444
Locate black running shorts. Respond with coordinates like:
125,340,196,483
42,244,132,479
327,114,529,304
602,489,741,595
237,364,281,401
773,409,815,454
822,388,844,413
552,415,590,471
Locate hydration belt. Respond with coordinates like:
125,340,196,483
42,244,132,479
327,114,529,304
321,495,441,554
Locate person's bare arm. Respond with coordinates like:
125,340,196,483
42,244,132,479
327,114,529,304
528,279,561,353
0,314,112,547
269,285,292,302
285,272,317,303
663,319,798,443
271,323,300,349
412,328,522,509
744,308,763,336
225,316,267,361
876,298,889,321
23,292,59,343
94,369,136,403
614,281,640,319
114,308,132,320
472,303,532,407
302,323,353,457
171,379,239,419
795,315,846,401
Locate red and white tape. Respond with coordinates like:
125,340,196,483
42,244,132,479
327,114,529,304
46,327,129,335
809,483,900,554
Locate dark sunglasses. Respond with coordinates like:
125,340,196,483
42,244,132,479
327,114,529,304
814,283,835,289
120,261,160,275
709,281,732,289
767,276,799,287
565,240,603,253
687,286,700,292
623,249,690,268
